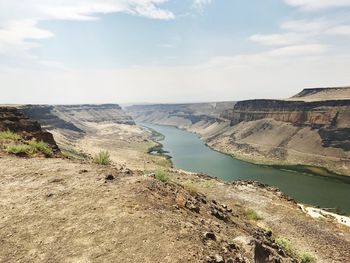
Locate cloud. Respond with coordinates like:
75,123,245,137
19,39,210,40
250,17,350,52
1,51,349,104
0,0,174,59
193,0,213,10
250,33,306,46
285,0,350,10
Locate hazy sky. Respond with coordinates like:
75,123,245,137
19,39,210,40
1,0,350,104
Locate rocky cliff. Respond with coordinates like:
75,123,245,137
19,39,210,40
128,88,350,175
291,87,350,101
0,107,59,152
17,104,135,158
213,94,350,175
20,104,135,132
222,99,350,127
127,102,234,138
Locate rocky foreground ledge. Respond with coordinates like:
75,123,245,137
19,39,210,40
1,155,350,262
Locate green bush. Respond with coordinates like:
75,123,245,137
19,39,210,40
275,238,294,256
184,181,198,193
245,208,262,221
300,252,316,263
93,151,111,165
155,170,169,182
6,144,31,155
0,130,21,141
28,140,53,157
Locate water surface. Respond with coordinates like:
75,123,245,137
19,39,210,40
142,123,350,214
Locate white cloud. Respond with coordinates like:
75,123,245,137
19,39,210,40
0,0,174,59
250,33,306,46
267,44,327,56
250,17,350,51
1,51,349,104
193,0,213,10
285,0,350,10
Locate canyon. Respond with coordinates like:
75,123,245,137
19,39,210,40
127,87,350,176
1,87,350,262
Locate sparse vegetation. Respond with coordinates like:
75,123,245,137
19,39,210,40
28,140,53,157
155,169,169,182
93,150,111,165
300,252,316,263
5,139,54,157
0,130,22,141
200,180,215,188
245,208,262,221
5,144,32,155
275,238,294,256
183,181,199,193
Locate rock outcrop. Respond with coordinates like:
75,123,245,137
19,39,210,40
20,104,135,132
0,107,59,153
222,99,350,127
127,102,234,139
291,86,350,101
128,87,350,175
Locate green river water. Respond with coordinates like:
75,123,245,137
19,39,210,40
142,123,350,215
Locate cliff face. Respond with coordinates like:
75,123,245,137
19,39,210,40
291,87,350,101
0,107,59,152
128,88,350,175
127,102,234,138
19,104,137,156
20,104,135,132
220,99,350,152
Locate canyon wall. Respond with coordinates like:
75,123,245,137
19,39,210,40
290,87,350,101
17,104,135,156
0,107,59,153
20,104,135,132
128,88,350,175
127,102,234,138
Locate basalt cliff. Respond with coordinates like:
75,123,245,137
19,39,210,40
127,87,350,175
0,106,59,153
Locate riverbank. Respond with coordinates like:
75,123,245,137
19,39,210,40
141,122,350,215
139,121,349,178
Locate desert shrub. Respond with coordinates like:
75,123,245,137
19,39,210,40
155,169,169,182
28,140,53,157
93,151,111,165
0,130,21,141
184,181,199,193
200,180,215,188
245,208,262,221
5,144,31,155
300,252,316,263
275,238,294,256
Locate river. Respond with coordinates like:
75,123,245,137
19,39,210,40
142,123,350,214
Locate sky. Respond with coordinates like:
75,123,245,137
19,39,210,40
1,0,350,104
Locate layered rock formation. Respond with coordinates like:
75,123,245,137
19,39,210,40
291,86,350,101
128,88,350,175
20,104,135,132
0,107,59,153
213,96,350,175
127,102,234,138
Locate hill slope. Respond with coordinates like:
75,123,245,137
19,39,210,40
1,155,350,262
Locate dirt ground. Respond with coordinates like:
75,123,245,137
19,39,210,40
51,122,170,170
1,155,349,262
173,173,350,263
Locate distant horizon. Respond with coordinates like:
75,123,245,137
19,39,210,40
2,85,350,106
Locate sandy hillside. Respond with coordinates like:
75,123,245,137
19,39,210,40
1,155,349,262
